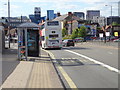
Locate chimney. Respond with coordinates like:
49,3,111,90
57,12,61,17
68,12,72,16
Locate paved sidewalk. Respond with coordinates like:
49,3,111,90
76,41,119,49
27,55,63,88
1,50,63,89
1,43,19,86
79,41,119,48
1,61,33,88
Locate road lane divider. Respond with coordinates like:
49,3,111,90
43,49,78,89
65,50,120,74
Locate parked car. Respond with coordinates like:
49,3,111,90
74,37,84,42
113,38,120,42
110,36,119,41
62,39,75,47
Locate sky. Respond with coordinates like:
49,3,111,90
0,0,119,18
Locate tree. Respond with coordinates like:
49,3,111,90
78,26,87,38
71,26,87,39
112,22,120,26
71,28,78,39
62,35,72,40
62,28,68,37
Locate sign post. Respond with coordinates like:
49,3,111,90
99,33,104,42
114,32,118,37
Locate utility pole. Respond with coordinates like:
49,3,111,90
70,13,73,35
8,0,10,48
21,15,22,23
110,5,113,37
110,5,112,25
105,5,112,24
105,4,113,40
71,18,73,34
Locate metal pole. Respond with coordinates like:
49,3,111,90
111,6,112,24
25,28,28,61
105,5,112,24
70,15,73,34
8,0,10,48
71,20,72,34
18,29,21,60
104,30,106,43
105,5,113,40
110,5,112,40
21,15,22,23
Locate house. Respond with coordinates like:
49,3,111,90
53,14,68,29
53,12,81,35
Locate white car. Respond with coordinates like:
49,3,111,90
113,38,120,42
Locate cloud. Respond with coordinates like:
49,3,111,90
0,0,118,17
53,2,78,10
1,0,119,3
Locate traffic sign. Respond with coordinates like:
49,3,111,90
114,32,118,36
99,33,103,37
105,32,110,36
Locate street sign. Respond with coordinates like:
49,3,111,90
99,33,103,37
105,32,110,36
114,32,118,36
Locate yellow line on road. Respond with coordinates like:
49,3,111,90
57,66,77,88
43,49,78,89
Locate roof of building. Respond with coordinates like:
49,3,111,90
53,14,68,21
0,22,6,27
53,14,81,22
4,16,29,19
17,22,40,28
0,22,3,26
66,15,81,21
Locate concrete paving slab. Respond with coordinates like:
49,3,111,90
1,50,63,89
1,61,33,88
26,55,63,88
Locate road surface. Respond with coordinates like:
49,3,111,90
45,42,119,88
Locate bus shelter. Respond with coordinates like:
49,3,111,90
17,22,40,61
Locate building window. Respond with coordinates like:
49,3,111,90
52,31,55,33
49,34,58,38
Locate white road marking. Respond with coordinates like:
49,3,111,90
108,52,113,54
65,50,120,74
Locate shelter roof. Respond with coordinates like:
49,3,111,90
17,22,40,28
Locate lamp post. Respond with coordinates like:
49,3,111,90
8,0,10,48
105,4,113,40
105,5,112,25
